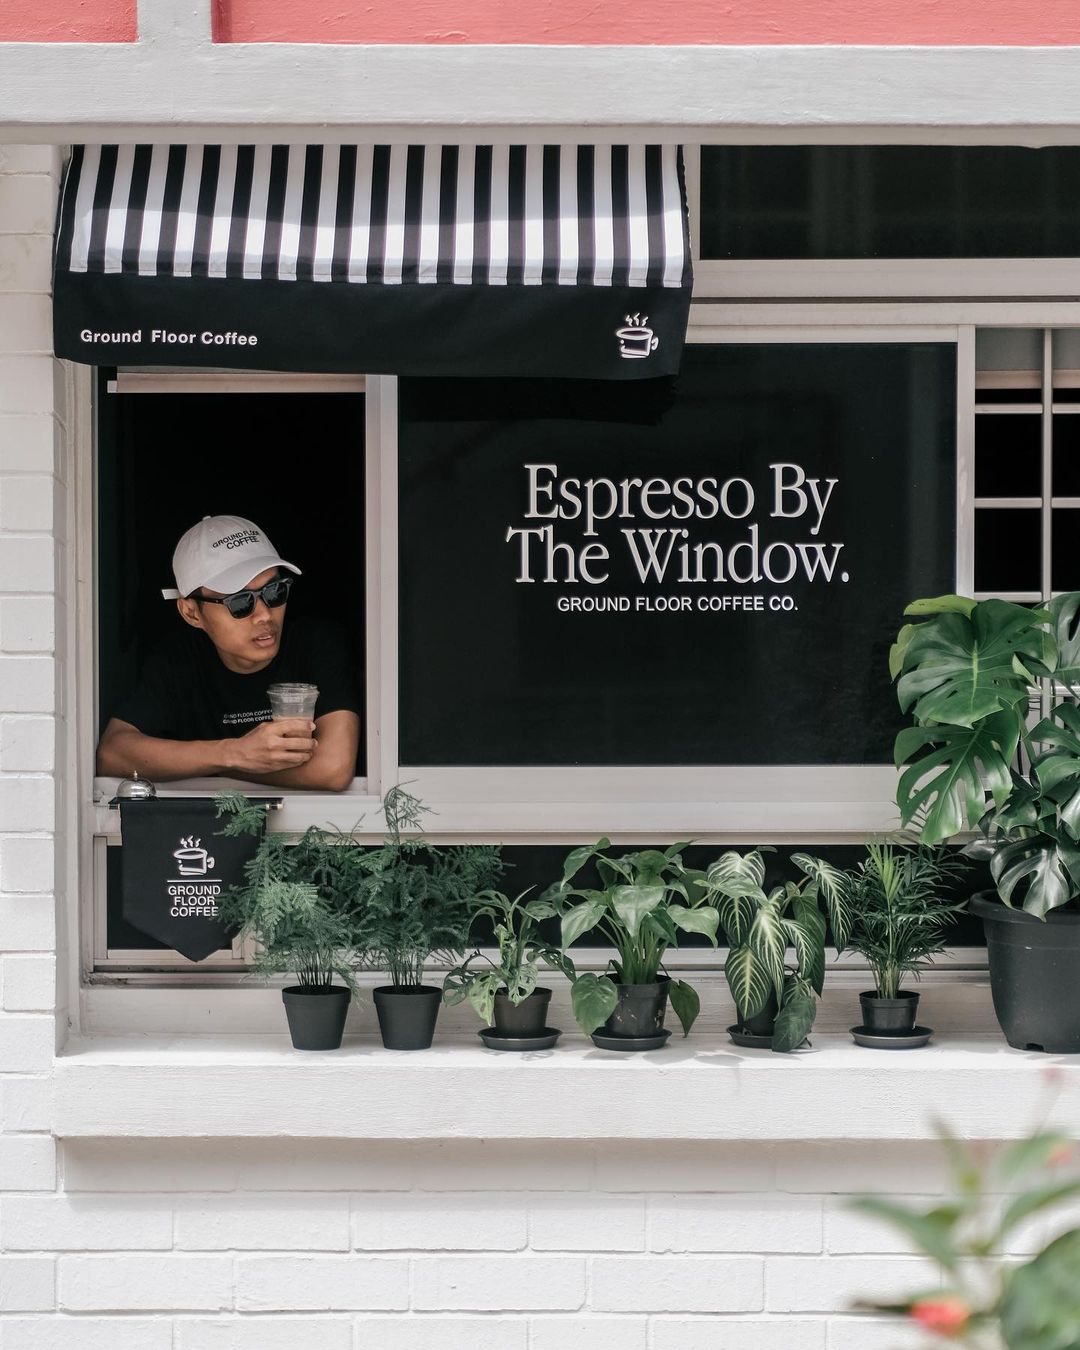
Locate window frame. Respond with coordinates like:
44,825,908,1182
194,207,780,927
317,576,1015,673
685,146,1080,301
76,139,1080,979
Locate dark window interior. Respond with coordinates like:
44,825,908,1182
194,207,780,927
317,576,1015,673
95,374,366,766
699,146,1080,261
398,344,956,767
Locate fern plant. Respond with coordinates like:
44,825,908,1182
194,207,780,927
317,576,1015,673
215,793,356,990
701,849,850,1052
344,786,504,988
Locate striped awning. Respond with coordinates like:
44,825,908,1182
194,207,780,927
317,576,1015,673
53,144,693,380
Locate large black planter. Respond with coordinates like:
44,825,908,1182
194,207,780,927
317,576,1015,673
972,891,1080,1053
493,987,552,1037
281,985,351,1051
373,984,442,1050
601,978,670,1038
860,990,919,1035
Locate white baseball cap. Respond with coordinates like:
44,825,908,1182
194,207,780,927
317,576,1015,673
162,515,301,599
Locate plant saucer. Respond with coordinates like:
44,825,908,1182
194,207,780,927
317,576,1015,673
478,1027,561,1052
590,1028,672,1052
727,1025,774,1049
851,1024,933,1050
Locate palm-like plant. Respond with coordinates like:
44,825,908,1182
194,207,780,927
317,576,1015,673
891,592,1080,917
701,849,850,1052
844,841,968,998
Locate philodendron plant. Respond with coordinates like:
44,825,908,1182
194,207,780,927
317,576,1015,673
443,889,574,1025
701,848,851,1052
547,839,720,1037
891,593,1080,916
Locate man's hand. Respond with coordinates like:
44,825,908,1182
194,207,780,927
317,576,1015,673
223,719,316,774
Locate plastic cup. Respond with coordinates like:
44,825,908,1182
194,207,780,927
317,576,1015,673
268,682,319,721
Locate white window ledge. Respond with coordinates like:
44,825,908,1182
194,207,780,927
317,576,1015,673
54,1034,1080,1143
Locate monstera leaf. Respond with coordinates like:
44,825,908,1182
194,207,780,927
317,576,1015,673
1032,703,1080,839
1045,592,1080,694
888,594,975,680
895,598,1052,728
895,713,1020,844
990,828,1080,919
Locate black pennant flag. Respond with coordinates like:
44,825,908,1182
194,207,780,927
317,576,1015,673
118,799,264,962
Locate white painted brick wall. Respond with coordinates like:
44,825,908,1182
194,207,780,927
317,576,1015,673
0,146,1032,1350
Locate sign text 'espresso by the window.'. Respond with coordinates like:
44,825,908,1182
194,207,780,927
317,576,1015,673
505,462,846,605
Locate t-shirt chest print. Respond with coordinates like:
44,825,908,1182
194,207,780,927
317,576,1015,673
219,705,273,730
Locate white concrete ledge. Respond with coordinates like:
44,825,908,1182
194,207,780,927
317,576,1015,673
7,47,1080,139
54,1033,1080,1143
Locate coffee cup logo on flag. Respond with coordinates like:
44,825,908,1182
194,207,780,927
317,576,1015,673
118,799,264,962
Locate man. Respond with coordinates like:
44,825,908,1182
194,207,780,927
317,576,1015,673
96,515,360,790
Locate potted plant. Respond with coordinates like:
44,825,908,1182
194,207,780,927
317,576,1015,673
891,592,1080,1052
852,1127,1080,1346
547,839,719,1049
700,848,850,1052
443,888,574,1049
216,794,358,1051
347,786,503,1050
843,840,968,1046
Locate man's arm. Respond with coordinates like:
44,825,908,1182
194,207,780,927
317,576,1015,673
235,710,359,792
96,716,319,784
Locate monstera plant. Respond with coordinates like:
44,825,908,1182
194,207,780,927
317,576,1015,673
890,592,1080,1052
701,848,850,1053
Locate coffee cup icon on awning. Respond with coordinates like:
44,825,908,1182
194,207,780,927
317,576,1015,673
174,836,215,876
617,315,659,360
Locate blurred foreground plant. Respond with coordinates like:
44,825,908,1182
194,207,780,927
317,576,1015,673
853,1126,1080,1348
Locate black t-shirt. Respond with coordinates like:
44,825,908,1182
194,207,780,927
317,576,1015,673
114,617,361,742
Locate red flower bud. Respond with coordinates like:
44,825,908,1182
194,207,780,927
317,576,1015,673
909,1296,971,1338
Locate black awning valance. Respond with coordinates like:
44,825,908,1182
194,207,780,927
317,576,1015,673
53,144,693,380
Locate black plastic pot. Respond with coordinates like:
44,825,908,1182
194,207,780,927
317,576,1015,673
281,985,351,1051
601,978,670,1038
971,892,1080,1053
859,990,919,1034
738,992,779,1038
493,987,552,1036
373,984,442,1050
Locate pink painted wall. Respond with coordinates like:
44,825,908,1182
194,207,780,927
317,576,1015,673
215,0,1080,44
0,0,136,41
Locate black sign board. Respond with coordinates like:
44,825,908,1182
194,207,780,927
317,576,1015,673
118,799,263,962
398,343,957,766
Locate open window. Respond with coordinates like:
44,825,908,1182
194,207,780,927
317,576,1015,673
92,369,369,967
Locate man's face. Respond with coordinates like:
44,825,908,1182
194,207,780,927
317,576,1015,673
176,566,287,674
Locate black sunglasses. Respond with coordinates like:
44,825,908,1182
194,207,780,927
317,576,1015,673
195,575,294,619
